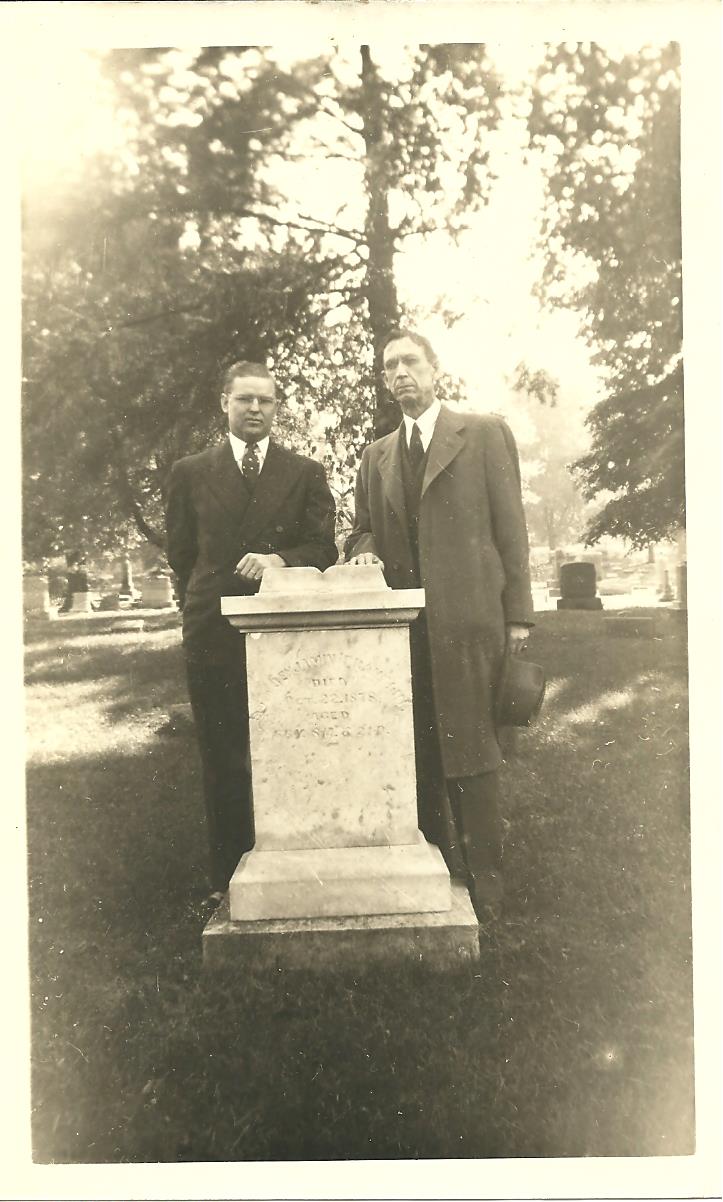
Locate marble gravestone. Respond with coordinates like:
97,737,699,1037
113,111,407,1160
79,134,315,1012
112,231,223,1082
23,573,51,619
203,564,479,969
141,573,176,609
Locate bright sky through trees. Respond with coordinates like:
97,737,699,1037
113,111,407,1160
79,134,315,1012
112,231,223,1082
19,40,602,420
23,37,683,556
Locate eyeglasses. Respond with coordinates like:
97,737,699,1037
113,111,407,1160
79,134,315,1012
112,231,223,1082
228,394,277,406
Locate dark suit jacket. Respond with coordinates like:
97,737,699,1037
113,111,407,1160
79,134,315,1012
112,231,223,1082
166,438,338,661
346,406,533,777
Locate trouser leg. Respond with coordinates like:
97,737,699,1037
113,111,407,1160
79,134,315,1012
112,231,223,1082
185,655,253,893
447,771,504,910
409,618,466,876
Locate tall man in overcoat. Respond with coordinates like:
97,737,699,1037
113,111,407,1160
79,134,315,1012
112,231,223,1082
346,329,533,918
166,361,338,900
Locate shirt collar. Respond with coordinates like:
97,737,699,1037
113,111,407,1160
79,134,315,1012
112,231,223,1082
229,431,270,466
403,399,441,452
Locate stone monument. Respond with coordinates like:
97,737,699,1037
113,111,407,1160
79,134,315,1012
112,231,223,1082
203,564,479,969
557,561,603,611
141,572,176,609
23,573,51,620
59,566,93,615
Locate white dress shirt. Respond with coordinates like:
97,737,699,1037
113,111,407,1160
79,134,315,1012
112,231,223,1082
403,399,441,452
229,431,270,471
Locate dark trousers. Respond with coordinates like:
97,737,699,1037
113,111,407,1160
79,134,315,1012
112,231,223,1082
410,617,502,882
185,654,254,893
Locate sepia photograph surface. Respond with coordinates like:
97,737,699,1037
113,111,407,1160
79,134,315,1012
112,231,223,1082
4,1,720,1198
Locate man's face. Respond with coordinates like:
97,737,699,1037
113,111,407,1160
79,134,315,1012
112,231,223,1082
221,375,278,442
382,336,437,417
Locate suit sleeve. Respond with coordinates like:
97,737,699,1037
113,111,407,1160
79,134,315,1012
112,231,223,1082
344,447,380,561
484,417,534,626
165,460,197,608
276,459,339,571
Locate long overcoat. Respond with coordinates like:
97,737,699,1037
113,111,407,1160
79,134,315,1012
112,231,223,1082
346,404,534,778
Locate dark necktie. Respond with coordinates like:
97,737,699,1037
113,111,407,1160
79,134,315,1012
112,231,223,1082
408,421,424,470
241,441,260,486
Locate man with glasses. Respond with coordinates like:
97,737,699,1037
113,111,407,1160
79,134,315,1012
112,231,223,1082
346,329,533,921
166,360,338,905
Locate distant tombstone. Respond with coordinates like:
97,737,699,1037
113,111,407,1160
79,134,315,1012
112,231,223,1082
659,568,674,602
60,567,93,615
676,561,687,611
557,561,603,611
97,592,122,611
531,582,549,610
141,574,175,609
23,573,51,619
119,556,134,594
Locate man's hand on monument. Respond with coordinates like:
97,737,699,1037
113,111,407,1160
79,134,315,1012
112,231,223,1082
235,552,286,582
346,553,384,568
506,624,530,655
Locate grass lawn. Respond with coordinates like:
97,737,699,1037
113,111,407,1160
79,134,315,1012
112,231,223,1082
24,608,694,1162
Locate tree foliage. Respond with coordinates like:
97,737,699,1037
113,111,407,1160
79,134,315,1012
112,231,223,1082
509,364,589,550
529,43,683,546
22,43,504,561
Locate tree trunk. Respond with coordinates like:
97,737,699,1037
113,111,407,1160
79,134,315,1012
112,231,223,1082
359,45,402,439
108,426,165,549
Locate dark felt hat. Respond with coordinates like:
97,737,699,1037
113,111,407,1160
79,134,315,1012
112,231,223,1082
496,654,546,727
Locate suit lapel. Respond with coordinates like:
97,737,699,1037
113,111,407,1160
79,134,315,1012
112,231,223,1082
421,404,465,497
205,439,251,523
378,425,408,525
239,441,303,544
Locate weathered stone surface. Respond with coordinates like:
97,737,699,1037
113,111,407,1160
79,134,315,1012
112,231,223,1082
246,623,419,853
204,880,480,971
222,564,424,631
229,833,450,920
141,576,176,608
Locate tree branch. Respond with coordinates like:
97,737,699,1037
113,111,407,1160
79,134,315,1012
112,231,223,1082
101,301,209,335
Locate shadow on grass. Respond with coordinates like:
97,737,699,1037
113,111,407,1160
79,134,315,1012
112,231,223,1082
26,609,695,1162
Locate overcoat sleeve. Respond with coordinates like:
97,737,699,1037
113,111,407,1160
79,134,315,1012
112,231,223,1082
484,417,534,626
276,459,339,571
344,447,380,561
165,460,197,608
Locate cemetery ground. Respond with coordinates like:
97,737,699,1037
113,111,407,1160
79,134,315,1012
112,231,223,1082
24,607,694,1162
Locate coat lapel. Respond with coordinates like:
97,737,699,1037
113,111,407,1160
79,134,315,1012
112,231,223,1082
378,425,407,525
421,404,466,498
239,441,303,544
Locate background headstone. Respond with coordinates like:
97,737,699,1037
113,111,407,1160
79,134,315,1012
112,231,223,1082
141,574,175,609
557,561,603,611
23,573,51,619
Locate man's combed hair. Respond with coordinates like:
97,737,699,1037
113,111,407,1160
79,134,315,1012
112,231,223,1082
220,360,275,394
380,327,439,370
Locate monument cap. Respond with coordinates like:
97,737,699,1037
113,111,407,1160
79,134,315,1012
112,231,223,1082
496,654,546,728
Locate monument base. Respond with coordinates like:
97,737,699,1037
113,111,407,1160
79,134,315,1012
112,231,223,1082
203,881,480,971
556,596,603,610
229,833,450,921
